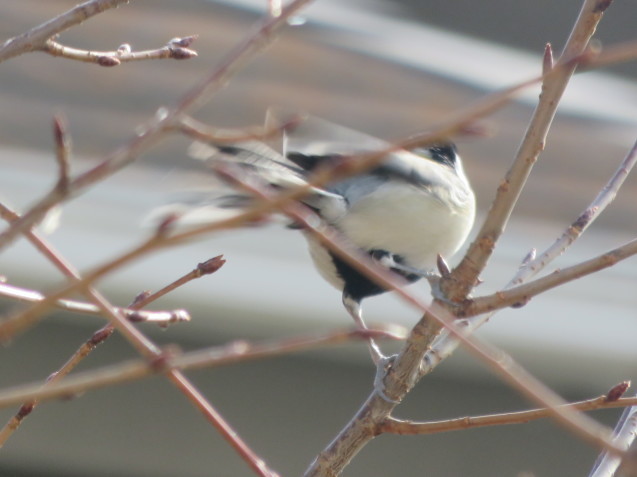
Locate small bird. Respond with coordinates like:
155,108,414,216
153,111,476,361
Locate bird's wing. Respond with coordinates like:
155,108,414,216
187,136,350,224
277,110,458,200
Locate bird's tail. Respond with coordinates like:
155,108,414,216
143,109,311,232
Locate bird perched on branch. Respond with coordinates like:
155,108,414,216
150,110,476,362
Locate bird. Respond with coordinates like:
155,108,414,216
151,110,476,362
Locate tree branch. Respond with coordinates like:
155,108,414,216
0,254,225,448
0,327,405,410
41,35,197,66
448,0,613,301
420,128,637,376
462,136,637,316
0,0,314,252
0,0,132,63
0,193,277,476
464,238,637,315
382,389,637,436
0,281,190,325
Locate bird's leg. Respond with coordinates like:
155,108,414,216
342,294,400,403
342,294,385,364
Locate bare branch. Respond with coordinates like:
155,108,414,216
0,200,259,474
515,138,637,285
382,395,637,436
464,238,637,315
0,0,132,63
460,136,637,316
448,0,612,301
130,255,226,312
0,323,116,448
421,130,637,375
0,254,224,447
0,0,314,252
0,327,406,410
41,36,198,67
0,281,190,325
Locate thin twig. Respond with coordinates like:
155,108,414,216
0,253,224,447
0,0,131,63
131,255,226,311
0,323,114,448
463,238,637,315
0,202,188,326
514,138,637,286
0,281,190,324
423,136,637,373
0,327,406,409
41,36,198,66
0,209,204,446
0,0,315,252
448,0,613,301
67,275,279,477
0,198,274,475
382,396,637,436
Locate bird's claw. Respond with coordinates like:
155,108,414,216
373,354,401,404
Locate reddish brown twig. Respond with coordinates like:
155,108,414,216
0,202,222,448
0,0,314,252
381,393,637,436
0,326,406,410
447,0,613,302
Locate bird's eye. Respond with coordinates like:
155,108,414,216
426,143,457,168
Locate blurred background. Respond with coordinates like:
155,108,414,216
1,0,636,475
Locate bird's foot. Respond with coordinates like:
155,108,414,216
373,354,400,404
